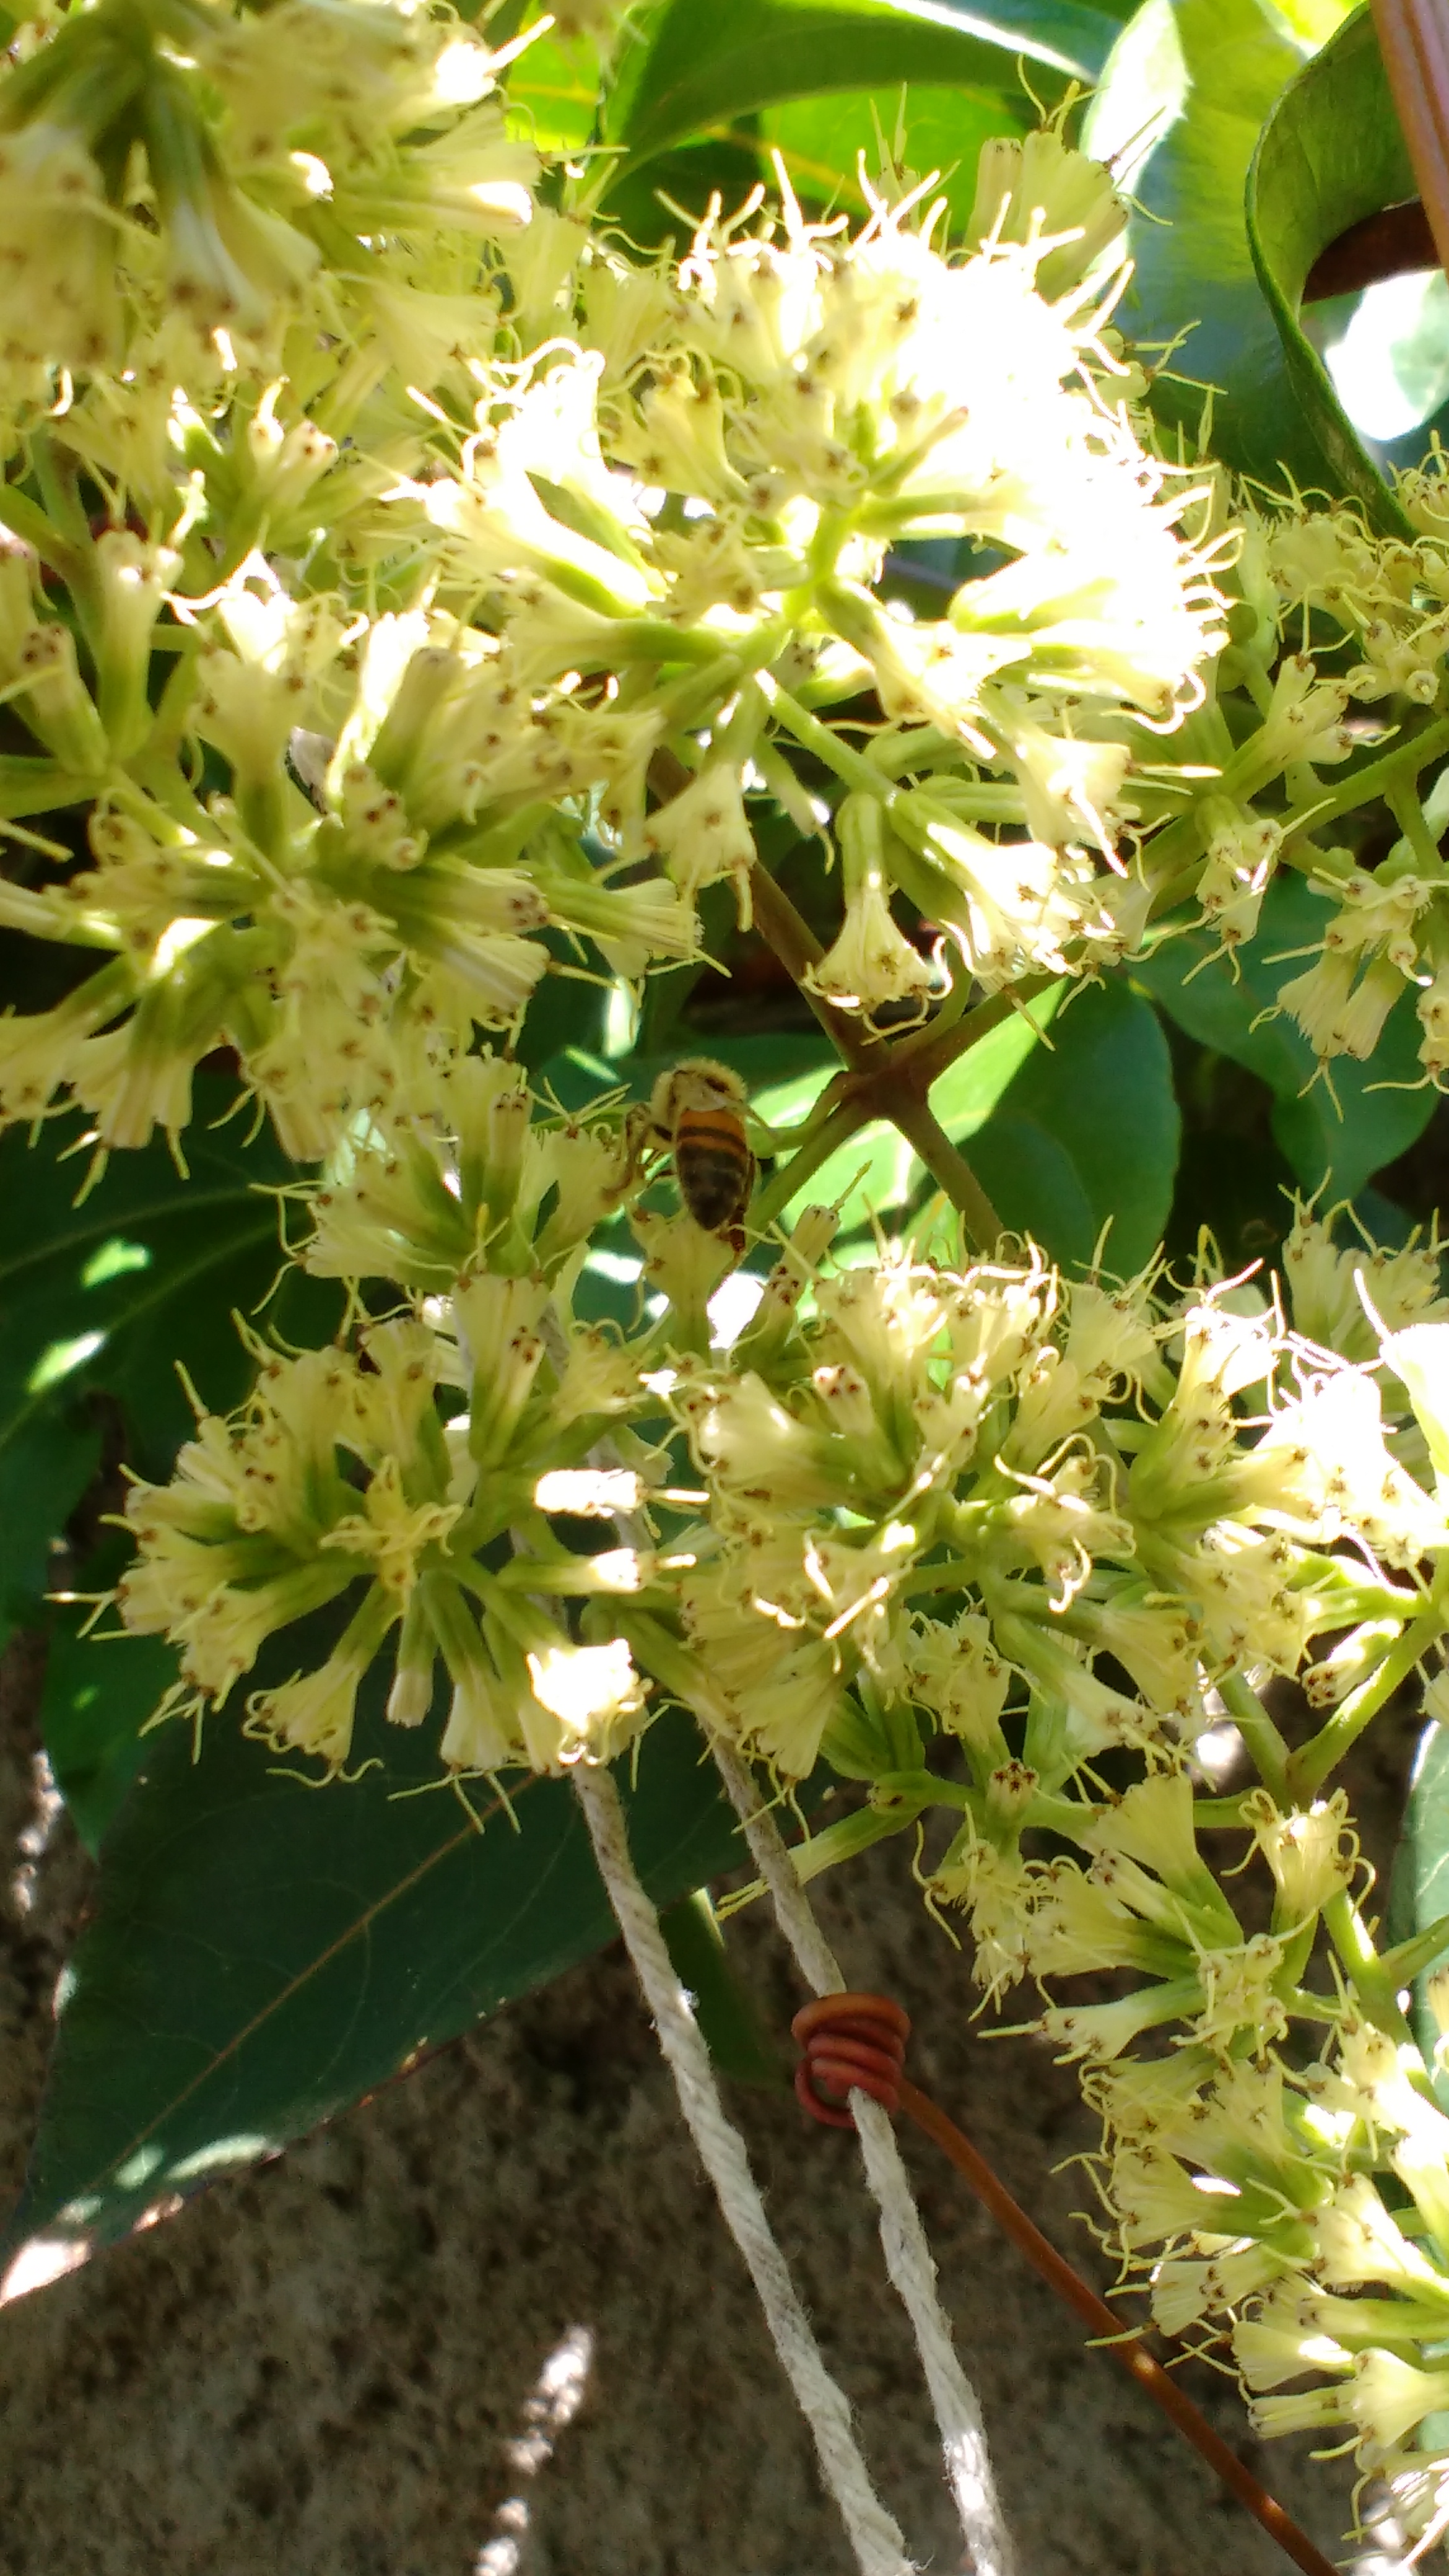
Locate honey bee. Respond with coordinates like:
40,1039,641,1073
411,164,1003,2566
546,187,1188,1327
633,1057,754,1252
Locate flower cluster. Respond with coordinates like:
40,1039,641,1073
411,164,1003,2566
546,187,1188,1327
107,1011,1449,2554
1,7,1448,1164
116,1141,1447,1805
1154,479,1449,1089
18,15,1449,2556
0,0,533,412
0,6,1247,1160
0,565,697,1155
119,1052,665,1770
684,1206,1449,2551
629,1216,1447,1788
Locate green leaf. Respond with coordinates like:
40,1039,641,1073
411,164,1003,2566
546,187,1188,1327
1134,872,1435,1201
506,32,600,152
1245,4,1418,529
1390,1718,1449,2082
605,0,1126,175
760,85,1029,224
1313,274,1449,469
0,1087,342,1635
659,1889,789,2088
0,1408,98,1651
40,1537,166,1856
1,1667,773,2291
964,975,1180,1272
1084,0,1404,520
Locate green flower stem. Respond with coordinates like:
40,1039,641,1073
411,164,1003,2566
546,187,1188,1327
1138,710,1449,895
110,761,215,844
1218,1673,1292,1803
0,877,126,947
766,681,892,800
889,978,1055,1090
869,1767,973,1811
1289,1605,1447,1799
1191,1793,1258,1830
899,1556,981,1599
1269,835,1354,879
720,1797,925,1907
0,754,100,818
655,622,791,733
747,1091,869,1234
611,619,738,669
887,1090,1003,1248
1024,1790,1104,1840
1380,1908,1449,1988
864,724,965,778
885,975,998,1075
1323,1887,1419,2050
0,481,97,628
616,1607,712,1713
1385,775,1449,878
746,855,881,1071
1284,712,1449,838
131,637,204,775
30,430,92,555
1282,1986,1346,2026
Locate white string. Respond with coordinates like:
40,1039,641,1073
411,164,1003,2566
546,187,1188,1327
709,1737,1015,2576
571,1761,915,2576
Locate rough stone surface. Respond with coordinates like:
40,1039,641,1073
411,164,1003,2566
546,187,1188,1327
0,1635,1385,2576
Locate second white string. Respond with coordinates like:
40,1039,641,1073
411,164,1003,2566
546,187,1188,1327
710,1736,1015,2576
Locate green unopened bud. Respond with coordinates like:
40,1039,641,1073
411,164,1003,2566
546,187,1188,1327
12,620,108,772
72,920,265,1147
94,531,180,757
387,1590,438,1730
453,1270,549,1470
243,380,339,524
966,123,1126,301
1241,1788,1356,1930
425,1575,519,1773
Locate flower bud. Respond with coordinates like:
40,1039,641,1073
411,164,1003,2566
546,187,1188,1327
1241,1789,1356,1928
965,124,1127,301
12,620,108,773
642,762,756,924
92,533,181,762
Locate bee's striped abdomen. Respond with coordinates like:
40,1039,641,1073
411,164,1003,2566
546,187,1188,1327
674,1106,754,1235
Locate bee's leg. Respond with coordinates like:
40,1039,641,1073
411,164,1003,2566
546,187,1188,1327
746,1070,851,1159
619,1100,661,1191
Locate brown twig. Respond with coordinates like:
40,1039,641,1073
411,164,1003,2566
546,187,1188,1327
1372,0,1449,278
649,751,1016,1245
745,859,881,1073
746,859,1005,1246
897,2076,1341,2576
883,1093,1005,1250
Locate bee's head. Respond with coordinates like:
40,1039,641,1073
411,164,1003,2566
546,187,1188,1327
653,1057,748,1125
